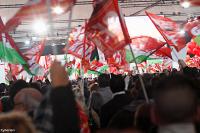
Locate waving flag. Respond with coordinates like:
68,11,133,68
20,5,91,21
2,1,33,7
23,40,46,75
184,17,200,45
0,17,27,67
125,36,170,64
68,26,95,61
4,0,76,32
86,0,131,57
146,12,188,52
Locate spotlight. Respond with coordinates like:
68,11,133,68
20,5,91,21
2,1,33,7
32,19,48,35
25,40,30,45
181,1,190,8
53,6,64,15
179,29,185,35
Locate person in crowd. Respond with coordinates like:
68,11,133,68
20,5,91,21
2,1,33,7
0,95,13,112
135,74,200,133
9,79,29,106
0,112,37,133
13,87,43,117
34,61,81,133
100,74,133,128
89,74,112,115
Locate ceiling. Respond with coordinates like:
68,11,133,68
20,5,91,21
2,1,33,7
0,0,200,55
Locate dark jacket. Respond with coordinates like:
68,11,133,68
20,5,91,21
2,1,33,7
100,93,132,128
34,84,80,133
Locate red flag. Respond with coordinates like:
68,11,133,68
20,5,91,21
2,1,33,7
184,17,200,38
86,0,131,58
68,26,95,61
179,0,200,6
131,36,171,58
146,12,187,52
4,0,76,32
107,49,127,67
25,40,45,75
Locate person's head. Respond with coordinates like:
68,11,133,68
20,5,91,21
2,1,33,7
0,83,7,97
13,88,43,113
0,112,36,133
0,96,12,112
98,74,110,88
9,80,29,105
110,74,125,93
153,74,198,124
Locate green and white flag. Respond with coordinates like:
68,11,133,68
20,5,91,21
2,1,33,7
0,33,27,65
126,49,152,64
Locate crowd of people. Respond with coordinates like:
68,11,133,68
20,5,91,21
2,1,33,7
0,60,199,133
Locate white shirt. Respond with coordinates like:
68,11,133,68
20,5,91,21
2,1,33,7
158,123,195,133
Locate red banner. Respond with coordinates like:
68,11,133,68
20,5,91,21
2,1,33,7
86,0,130,58
4,0,76,32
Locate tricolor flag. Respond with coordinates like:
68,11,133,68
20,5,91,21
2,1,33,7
86,0,131,58
126,36,170,64
0,17,28,70
4,0,76,32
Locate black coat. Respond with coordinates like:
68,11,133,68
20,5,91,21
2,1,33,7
100,93,132,128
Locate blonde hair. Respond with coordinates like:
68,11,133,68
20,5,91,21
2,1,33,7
0,112,37,133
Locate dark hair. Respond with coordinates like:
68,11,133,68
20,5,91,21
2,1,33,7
98,74,110,88
153,74,198,99
9,80,29,105
110,74,125,93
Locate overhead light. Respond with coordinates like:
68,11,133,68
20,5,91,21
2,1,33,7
32,37,37,41
32,19,48,35
53,6,64,15
25,40,30,45
179,29,185,35
181,1,190,8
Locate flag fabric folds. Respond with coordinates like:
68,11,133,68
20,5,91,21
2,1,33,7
0,17,27,66
23,40,46,75
68,26,95,61
86,0,131,57
146,12,187,52
4,0,76,32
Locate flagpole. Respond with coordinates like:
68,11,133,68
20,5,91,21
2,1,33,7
65,7,73,63
80,20,88,104
46,0,58,57
145,11,180,61
115,0,149,103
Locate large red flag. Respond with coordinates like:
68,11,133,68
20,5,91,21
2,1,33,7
146,12,187,52
4,0,76,32
86,0,131,58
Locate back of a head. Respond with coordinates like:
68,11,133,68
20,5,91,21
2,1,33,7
0,112,36,133
9,80,29,104
153,74,198,124
98,74,110,88
13,88,43,113
110,74,125,93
